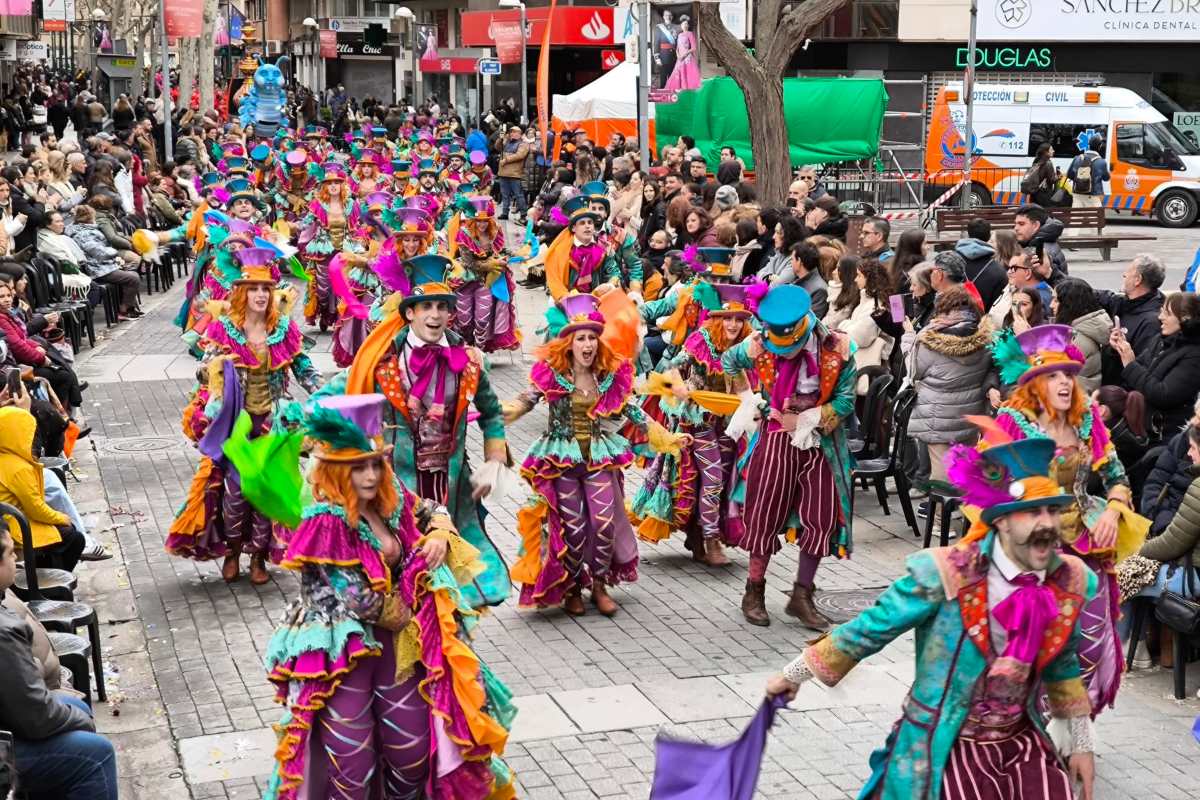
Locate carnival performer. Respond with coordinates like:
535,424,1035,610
991,323,1148,713
631,283,754,567
298,160,361,331
507,292,687,617
392,159,414,197
544,196,620,301
302,124,332,160
721,284,856,628
412,158,445,217
447,195,520,352
274,148,314,225
167,247,322,584
262,393,516,800
312,255,512,609
249,142,275,192
634,247,735,377
411,129,439,164
467,150,494,193
351,147,388,197
581,180,643,297
766,433,1098,800
225,176,267,225
328,191,392,368
439,144,469,192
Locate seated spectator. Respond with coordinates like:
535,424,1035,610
67,205,141,320
756,214,807,284
826,257,893,395
728,218,762,281
35,212,93,301
1095,386,1151,488
0,277,83,413
902,285,994,484
43,151,86,213
1098,254,1165,377
1004,285,1047,335
1140,396,1200,536
954,217,1006,310
1001,246,1053,312
83,161,122,212
146,175,183,227
1049,277,1111,394
0,401,84,571
1111,291,1200,444
681,207,718,248
1,166,46,253
805,195,847,241
889,228,925,294
790,241,829,319
0,176,30,280
823,254,862,329
0,524,117,799
908,262,937,332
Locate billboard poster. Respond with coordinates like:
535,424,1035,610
649,3,700,102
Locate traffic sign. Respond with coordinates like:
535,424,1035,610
477,58,502,76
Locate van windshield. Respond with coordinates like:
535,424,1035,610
1152,121,1200,155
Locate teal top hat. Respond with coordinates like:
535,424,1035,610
972,437,1075,523
225,177,262,207
580,180,610,214
250,143,271,162
200,171,224,187
697,247,736,279
392,159,412,176
223,156,250,174
563,195,602,227
417,158,438,177
757,284,815,357
401,255,456,310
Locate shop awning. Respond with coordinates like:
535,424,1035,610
655,77,888,169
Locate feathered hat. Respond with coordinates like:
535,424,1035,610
384,205,432,237
391,159,412,178
222,156,250,176
417,157,439,177
706,282,754,319
225,177,263,209
320,160,349,183
580,180,610,214
400,255,456,310
991,324,1085,386
563,195,602,227
468,150,488,168
249,143,272,164
546,292,605,339
307,394,393,462
406,193,440,220
463,195,495,220
231,246,282,285
303,124,328,140
697,247,737,281
362,191,393,214
357,148,385,168
946,418,1072,530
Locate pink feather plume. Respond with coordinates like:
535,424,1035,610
548,206,569,226
744,279,769,312
681,244,702,272
329,254,369,320
370,239,412,294
946,443,1013,508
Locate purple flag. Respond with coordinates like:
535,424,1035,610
650,696,786,800
197,359,243,478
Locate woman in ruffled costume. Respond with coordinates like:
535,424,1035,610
990,323,1149,713
350,147,389,198
167,248,323,584
298,161,363,331
631,283,754,567
264,393,515,800
447,195,520,352
507,292,685,616
328,191,393,369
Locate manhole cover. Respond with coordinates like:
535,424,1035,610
105,436,182,453
812,588,885,623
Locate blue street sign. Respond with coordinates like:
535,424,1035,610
478,58,502,76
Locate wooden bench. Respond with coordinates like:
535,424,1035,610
927,206,1157,261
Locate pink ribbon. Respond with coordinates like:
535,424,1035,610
992,573,1059,664
408,344,468,407
769,348,821,416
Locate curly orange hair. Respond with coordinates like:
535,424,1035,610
227,283,280,332
309,457,401,528
1004,371,1088,428
536,332,624,378
701,316,750,353
316,180,351,206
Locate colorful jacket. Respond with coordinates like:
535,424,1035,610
803,533,1097,800
721,326,858,556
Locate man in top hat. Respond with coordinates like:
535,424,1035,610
581,179,643,298
721,283,857,628
545,196,620,301
413,158,444,216
636,247,732,374
225,177,265,223
467,150,494,192
302,124,331,160
392,159,413,196
766,433,1097,800
313,254,512,609
439,145,468,192
447,196,519,352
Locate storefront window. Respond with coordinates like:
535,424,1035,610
327,0,362,18
818,0,898,39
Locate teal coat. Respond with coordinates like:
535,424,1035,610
313,328,511,608
804,533,1098,799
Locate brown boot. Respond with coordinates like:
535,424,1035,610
591,580,618,617
697,537,731,567
562,589,586,616
785,582,832,631
221,544,241,582
249,553,270,586
741,579,770,627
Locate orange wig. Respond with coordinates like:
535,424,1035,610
536,332,624,379
309,458,401,528
701,316,750,353
227,283,281,333
1005,371,1089,428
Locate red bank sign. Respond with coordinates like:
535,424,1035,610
460,6,615,48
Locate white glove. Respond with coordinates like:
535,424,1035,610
724,390,762,441
790,407,823,451
471,460,523,505
628,291,643,305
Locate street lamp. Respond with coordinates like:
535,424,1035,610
396,7,416,107
498,0,527,125
302,17,318,92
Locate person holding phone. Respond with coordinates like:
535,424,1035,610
0,278,84,414
1013,204,1067,278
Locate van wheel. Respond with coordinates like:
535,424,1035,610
965,183,992,209
1155,190,1198,228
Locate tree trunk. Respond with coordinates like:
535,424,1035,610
177,38,196,112
743,71,791,206
132,32,146,98
199,0,219,114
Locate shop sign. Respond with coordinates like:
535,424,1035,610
979,0,1200,42
956,45,1051,70
601,49,624,70
420,56,482,75
16,41,49,62
0,40,15,62
492,20,524,65
1174,112,1200,148
337,40,388,57
165,0,204,38
319,29,338,59
461,6,615,47
43,0,73,31
328,17,389,34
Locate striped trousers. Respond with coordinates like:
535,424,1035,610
740,427,838,558
941,726,1073,800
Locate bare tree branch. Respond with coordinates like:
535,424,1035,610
765,0,850,76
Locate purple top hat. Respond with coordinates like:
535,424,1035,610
468,150,487,167
316,393,386,439
406,194,440,219
556,292,605,338
321,161,348,181
285,149,307,166
1015,324,1084,385
708,283,753,319
234,247,278,267
388,206,432,234
357,148,384,166
363,191,392,211
468,196,495,219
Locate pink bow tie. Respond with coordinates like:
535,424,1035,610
993,573,1058,664
408,343,468,407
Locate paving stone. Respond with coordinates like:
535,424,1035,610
552,684,669,733
178,728,277,784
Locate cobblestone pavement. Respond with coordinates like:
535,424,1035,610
68,222,1200,800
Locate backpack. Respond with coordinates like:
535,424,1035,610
1072,154,1096,194
1020,164,1043,195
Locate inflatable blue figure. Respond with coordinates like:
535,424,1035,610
239,55,290,139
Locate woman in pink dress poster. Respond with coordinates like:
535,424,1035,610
664,15,700,92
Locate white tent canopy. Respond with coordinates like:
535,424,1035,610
552,61,654,125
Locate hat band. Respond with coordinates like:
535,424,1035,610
766,316,811,348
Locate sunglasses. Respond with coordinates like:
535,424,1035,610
1006,265,1031,273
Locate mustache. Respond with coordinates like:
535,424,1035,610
1025,526,1059,543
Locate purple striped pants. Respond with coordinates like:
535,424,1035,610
941,726,1073,800
740,427,838,558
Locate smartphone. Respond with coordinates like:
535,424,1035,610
888,293,907,324
1035,241,1045,262
6,367,22,395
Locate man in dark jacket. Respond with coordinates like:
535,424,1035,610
0,526,118,799
792,241,829,319
1098,253,1166,360
1140,420,1196,536
953,218,1008,311
1014,203,1068,277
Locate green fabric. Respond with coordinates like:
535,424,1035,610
222,411,305,528
655,77,888,170
263,617,373,671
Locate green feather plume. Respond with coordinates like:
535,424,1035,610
208,226,230,247
215,250,241,284
307,162,324,181
285,255,308,280
305,404,374,453
693,281,720,313
989,328,1029,386
543,304,569,339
